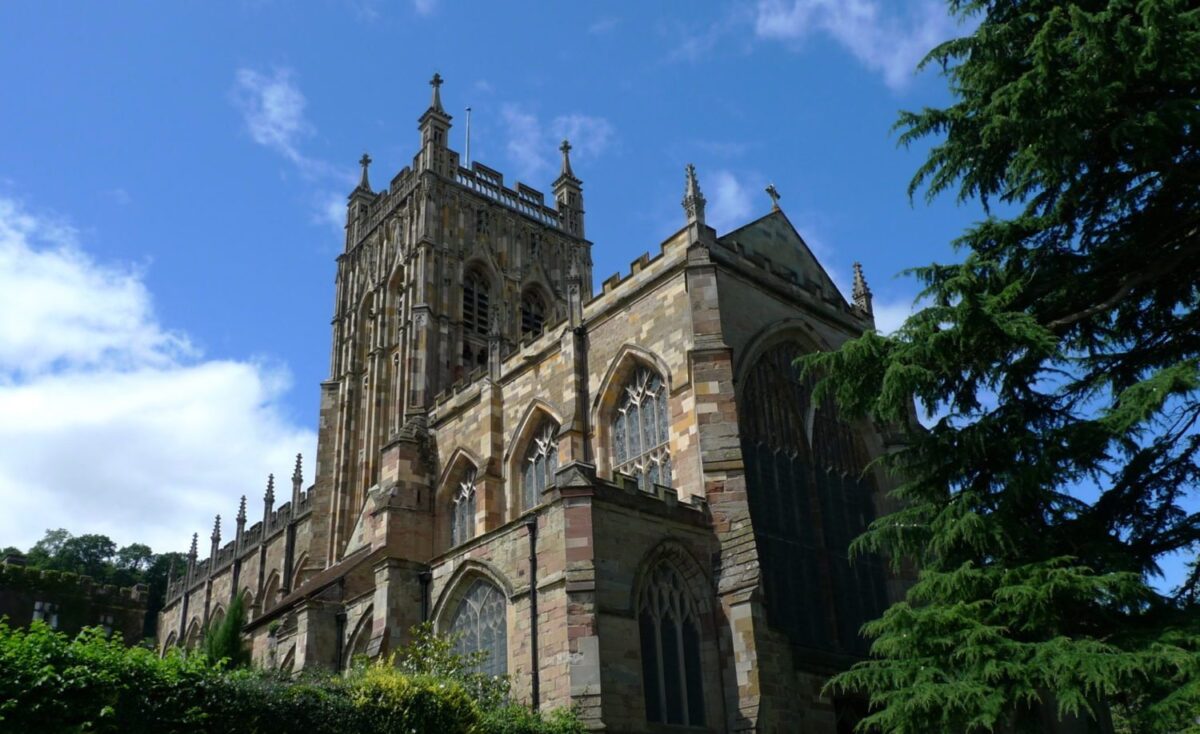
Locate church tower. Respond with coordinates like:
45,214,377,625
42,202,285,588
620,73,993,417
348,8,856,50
313,75,594,564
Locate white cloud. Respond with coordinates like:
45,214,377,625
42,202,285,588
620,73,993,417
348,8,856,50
314,191,347,237
500,105,615,182
871,296,916,335
0,199,191,376
588,17,619,35
412,0,436,16
233,68,312,165
0,196,316,554
754,0,963,90
232,67,354,236
706,169,758,233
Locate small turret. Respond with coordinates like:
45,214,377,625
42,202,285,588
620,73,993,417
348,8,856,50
553,139,584,238
186,532,198,579
209,515,221,571
683,163,706,228
291,453,303,508
852,261,874,318
262,474,275,532
235,495,247,549
417,72,453,174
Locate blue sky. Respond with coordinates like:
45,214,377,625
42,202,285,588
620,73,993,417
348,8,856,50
0,3,989,556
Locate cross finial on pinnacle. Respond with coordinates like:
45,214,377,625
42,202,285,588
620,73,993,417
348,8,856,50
358,153,372,190
765,183,781,210
559,138,574,177
429,72,444,112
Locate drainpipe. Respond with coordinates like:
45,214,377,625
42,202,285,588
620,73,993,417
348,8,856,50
526,517,540,709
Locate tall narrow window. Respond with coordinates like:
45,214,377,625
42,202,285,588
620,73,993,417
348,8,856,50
448,579,507,677
738,341,887,656
612,367,672,490
639,561,705,726
462,271,490,368
520,290,547,340
522,420,558,510
450,466,477,547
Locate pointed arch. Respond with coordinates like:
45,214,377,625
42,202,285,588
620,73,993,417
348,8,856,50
291,552,311,591
262,570,282,613
437,449,481,551
629,540,714,617
432,562,511,679
343,604,374,669
161,631,178,655
732,318,832,388
430,559,514,625
634,541,714,728
518,273,555,340
240,586,258,621
209,604,226,632
504,400,564,518
184,617,202,650
736,336,888,657
591,344,673,481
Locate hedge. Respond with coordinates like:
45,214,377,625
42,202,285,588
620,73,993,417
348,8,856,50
0,621,583,734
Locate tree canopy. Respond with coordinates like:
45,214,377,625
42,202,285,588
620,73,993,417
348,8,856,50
807,1,1200,731
11,528,187,640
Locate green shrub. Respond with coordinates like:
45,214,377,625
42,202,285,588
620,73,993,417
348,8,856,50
0,620,584,734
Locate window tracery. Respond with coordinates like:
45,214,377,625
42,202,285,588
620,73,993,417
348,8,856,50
448,579,507,678
739,341,886,655
638,561,705,726
612,367,671,490
522,420,558,510
450,466,477,547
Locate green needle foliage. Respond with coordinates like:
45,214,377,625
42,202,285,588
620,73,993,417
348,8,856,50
805,1,1200,732
200,591,250,668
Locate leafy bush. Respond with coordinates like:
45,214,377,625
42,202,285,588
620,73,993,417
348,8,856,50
0,620,584,734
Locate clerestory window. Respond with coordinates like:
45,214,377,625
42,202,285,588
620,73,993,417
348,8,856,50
522,420,558,510
638,561,705,726
448,578,507,678
450,466,477,547
612,367,671,490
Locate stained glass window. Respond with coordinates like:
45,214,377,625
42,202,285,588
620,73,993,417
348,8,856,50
522,420,558,510
638,562,705,726
450,466,477,547
738,341,887,656
612,367,671,490
449,579,507,678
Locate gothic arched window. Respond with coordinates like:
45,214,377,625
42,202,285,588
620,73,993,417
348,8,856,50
520,289,547,340
638,561,705,726
612,367,671,490
462,270,490,368
448,579,507,677
738,341,886,656
522,420,558,510
450,466,477,547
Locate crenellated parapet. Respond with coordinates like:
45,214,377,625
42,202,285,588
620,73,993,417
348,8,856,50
162,456,314,605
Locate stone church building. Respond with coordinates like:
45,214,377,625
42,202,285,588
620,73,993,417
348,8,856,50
158,75,903,733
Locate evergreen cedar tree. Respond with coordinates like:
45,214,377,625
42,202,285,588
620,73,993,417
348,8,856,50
804,1,1200,732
